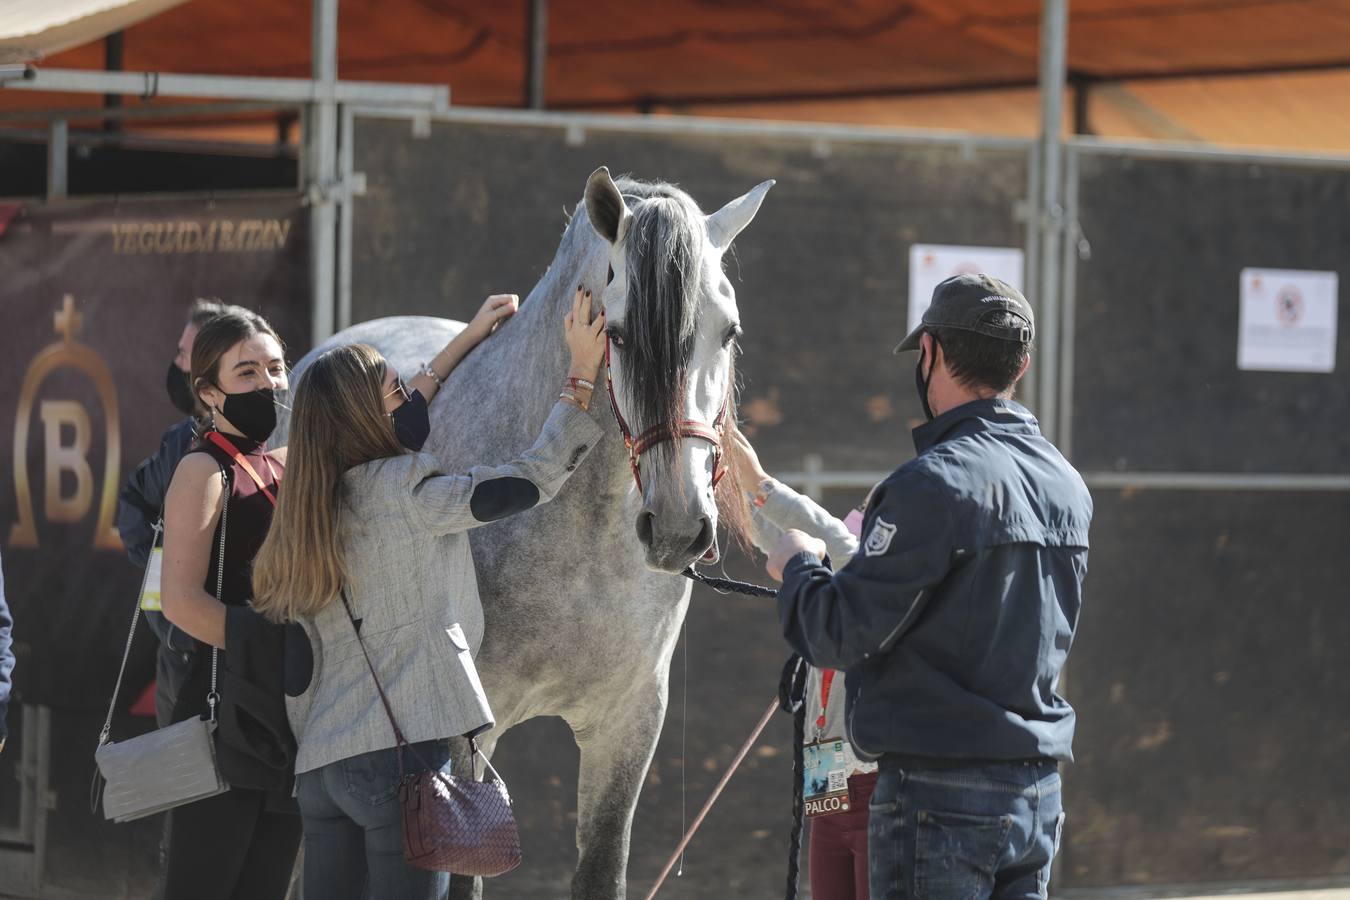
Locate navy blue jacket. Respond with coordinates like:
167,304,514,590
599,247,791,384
778,399,1092,763
116,417,197,651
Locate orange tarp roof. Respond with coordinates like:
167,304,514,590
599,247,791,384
5,0,1350,153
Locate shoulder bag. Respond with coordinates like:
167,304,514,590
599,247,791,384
340,589,521,876
93,467,232,822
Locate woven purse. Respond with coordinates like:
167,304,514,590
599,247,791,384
340,591,521,876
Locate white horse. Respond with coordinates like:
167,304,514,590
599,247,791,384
279,167,772,898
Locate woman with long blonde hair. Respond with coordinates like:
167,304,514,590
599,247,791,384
252,287,606,899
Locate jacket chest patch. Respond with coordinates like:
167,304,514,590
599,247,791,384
864,518,897,557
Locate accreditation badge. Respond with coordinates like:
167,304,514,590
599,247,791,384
803,737,853,818
139,522,165,611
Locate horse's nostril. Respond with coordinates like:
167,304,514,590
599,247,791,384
636,511,655,548
685,517,714,559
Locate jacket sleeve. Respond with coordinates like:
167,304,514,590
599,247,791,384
755,479,860,566
407,400,604,536
0,550,13,742
116,419,194,569
776,469,955,671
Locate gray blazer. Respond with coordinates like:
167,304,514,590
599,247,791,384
288,400,603,775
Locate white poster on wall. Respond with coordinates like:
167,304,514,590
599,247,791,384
908,244,1025,333
1237,268,1338,373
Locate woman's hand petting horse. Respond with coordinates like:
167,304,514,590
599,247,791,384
564,287,606,382
462,293,520,344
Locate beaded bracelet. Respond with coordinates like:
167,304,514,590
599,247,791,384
420,362,444,386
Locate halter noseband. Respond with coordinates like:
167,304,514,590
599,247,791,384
604,338,729,495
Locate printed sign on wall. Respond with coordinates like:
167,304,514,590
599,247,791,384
1238,268,1338,373
908,244,1025,333
0,194,310,708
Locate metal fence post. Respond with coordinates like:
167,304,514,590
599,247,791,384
1036,0,1068,443
308,0,339,345
45,120,67,200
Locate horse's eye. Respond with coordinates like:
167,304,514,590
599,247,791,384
607,328,625,349
723,326,742,347
606,265,615,286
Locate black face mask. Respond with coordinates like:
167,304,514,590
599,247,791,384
166,361,196,417
915,341,936,421
217,387,279,443
391,388,430,451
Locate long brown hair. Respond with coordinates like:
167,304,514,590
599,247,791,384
190,308,284,426
252,344,404,622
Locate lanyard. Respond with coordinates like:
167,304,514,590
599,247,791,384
206,431,278,507
815,669,837,732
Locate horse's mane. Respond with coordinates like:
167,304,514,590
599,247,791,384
613,178,704,464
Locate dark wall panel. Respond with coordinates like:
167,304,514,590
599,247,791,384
1064,488,1350,886
1069,151,1350,473
352,116,1031,474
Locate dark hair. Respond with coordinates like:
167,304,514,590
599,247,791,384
931,313,1032,395
188,298,253,328
190,309,284,421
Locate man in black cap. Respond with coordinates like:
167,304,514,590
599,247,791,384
767,274,1093,900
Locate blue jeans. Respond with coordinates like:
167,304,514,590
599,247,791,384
296,740,452,900
868,760,1065,900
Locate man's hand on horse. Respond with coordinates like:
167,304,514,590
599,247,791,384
564,286,607,382
464,293,519,344
767,529,828,582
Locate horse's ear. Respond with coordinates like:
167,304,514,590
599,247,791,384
585,166,631,245
706,180,775,252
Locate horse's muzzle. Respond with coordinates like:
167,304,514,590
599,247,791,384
636,511,716,573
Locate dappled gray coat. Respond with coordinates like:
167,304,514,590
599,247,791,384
286,401,603,775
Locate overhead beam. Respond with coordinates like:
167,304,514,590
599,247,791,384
547,58,1350,112
4,67,449,109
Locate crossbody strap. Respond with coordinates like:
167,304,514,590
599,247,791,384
337,589,482,783
339,589,411,777
99,465,228,745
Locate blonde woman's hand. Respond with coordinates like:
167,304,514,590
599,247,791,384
726,422,772,492
564,286,606,381
463,294,519,345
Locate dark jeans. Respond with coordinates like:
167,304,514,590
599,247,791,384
161,787,302,900
868,760,1065,900
296,740,452,900
811,771,879,900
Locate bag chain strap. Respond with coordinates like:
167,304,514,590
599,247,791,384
98,466,228,746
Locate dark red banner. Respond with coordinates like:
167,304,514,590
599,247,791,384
0,193,310,709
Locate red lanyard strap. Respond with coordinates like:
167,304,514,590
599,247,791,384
206,431,278,507
815,669,837,732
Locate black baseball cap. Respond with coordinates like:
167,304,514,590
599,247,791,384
894,273,1034,354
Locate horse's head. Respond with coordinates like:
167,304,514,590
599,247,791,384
583,167,773,573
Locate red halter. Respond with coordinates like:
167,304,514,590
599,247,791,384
603,338,729,496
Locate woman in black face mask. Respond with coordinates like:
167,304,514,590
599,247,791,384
158,309,301,900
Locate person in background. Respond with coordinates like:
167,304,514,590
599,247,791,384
0,548,13,754
251,288,603,899
726,424,877,900
767,274,1092,900
118,297,241,726
159,308,299,899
